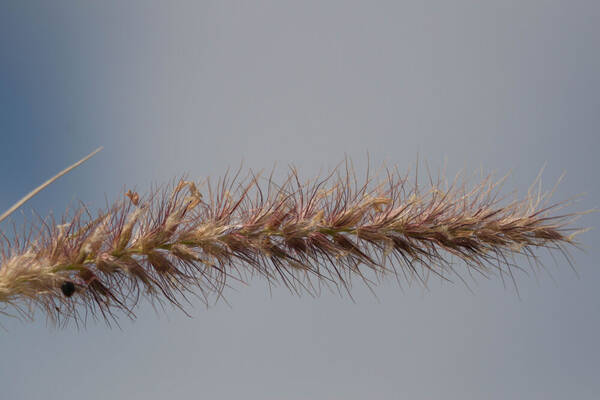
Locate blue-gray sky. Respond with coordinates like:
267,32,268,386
1,1,599,399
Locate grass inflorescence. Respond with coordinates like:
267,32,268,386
0,160,587,327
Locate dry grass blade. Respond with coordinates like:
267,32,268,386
0,147,103,224
0,159,590,327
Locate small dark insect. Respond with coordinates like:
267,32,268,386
61,281,76,297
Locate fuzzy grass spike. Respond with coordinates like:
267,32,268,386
0,156,588,327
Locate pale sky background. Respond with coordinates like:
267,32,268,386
1,1,599,399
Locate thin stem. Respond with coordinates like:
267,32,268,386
0,147,103,224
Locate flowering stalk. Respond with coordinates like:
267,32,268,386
0,162,587,326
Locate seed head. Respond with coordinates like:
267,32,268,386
0,161,590,327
